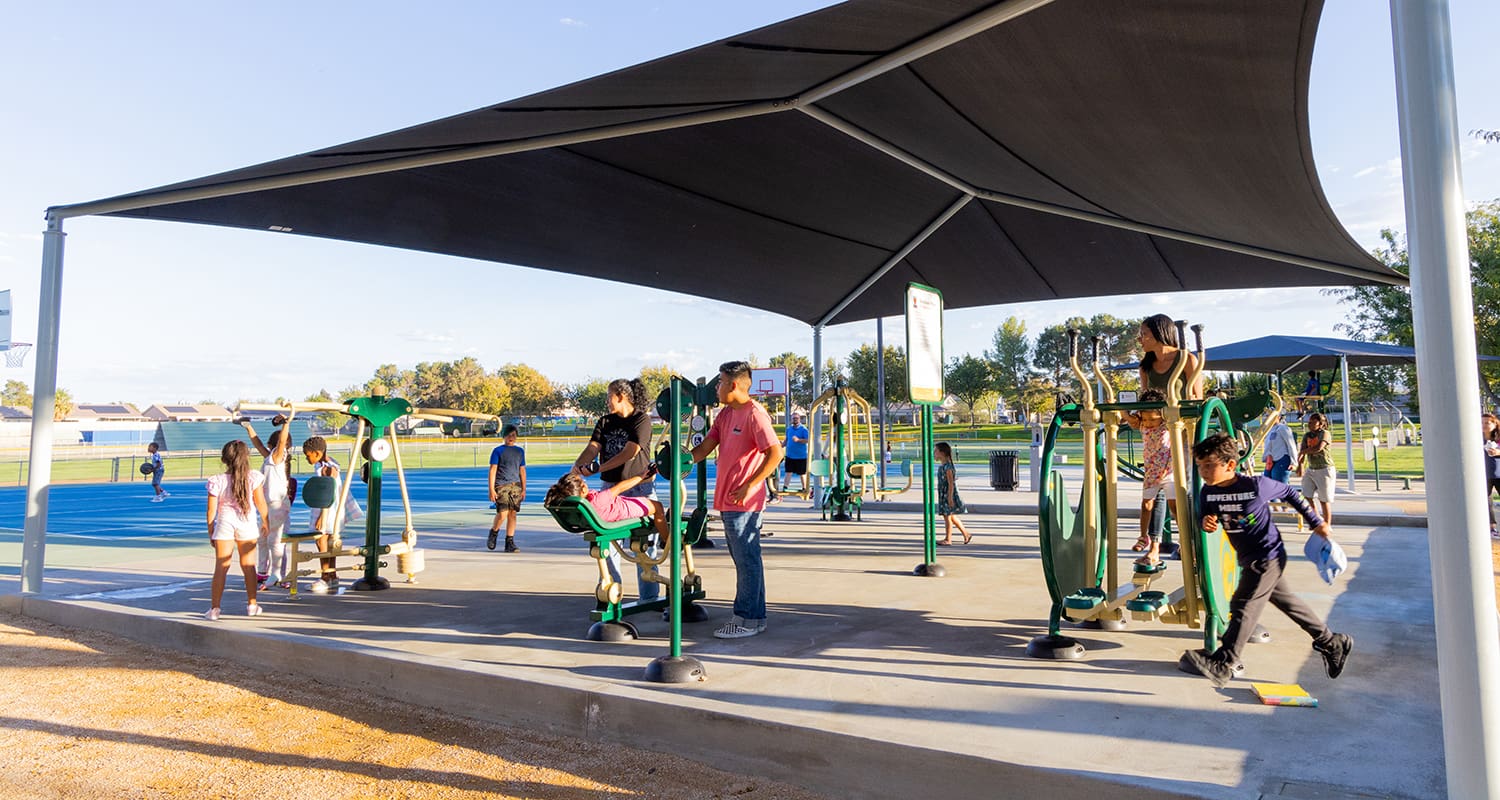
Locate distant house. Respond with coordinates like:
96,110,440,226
142,403,233,422
0,405,31,420
70,403,146,422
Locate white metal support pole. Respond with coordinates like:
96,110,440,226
812,325,824,507
1340,355,1356,493
21,214,66,594
1391,2,1500,796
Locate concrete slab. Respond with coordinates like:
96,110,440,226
2,502,1448,799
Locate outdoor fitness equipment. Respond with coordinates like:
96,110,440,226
1028,322,1241,660
246,391,497,595
873,459,914,501
543,376,711,645
810,380,878,521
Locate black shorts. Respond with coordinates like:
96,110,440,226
785,457,808,475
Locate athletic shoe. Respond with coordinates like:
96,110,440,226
486,530,499,551
1180,649,1234,688
504,539,519,553
203,608,221,621
246,603,262,617
309,578,330,595
713,616,766,639
150,496,164,503
1317,633,1353,679
162,492,171,498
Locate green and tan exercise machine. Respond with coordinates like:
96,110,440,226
544,376,711,648
1028,322,1242,660
809,379,879,521
245,391,496,596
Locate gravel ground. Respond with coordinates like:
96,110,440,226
0,611,829,800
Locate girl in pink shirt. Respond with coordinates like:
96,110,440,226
545,471,669,540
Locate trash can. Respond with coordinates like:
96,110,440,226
989,450,1019,491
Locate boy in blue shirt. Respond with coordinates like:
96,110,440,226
487,424,526,552
1181,433,1353,688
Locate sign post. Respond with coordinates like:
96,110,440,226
906,283,945,577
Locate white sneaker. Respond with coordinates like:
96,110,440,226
309,579,330,595
161,492,171,498
713,616,766,639
150,496,164,503
203,608,221,621
246,603,262,617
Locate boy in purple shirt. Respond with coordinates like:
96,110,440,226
1180,433,1353,688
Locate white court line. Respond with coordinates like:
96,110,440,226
65,579,209,600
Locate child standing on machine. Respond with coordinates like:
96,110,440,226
241,415,293,588
1180,433,1353,688
486,424,527,553
934,442,971,545
1126,389,1171,567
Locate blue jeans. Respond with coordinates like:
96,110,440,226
602,477,660,602
720,510,766,622
1264,456,1292,484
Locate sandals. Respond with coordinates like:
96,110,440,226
1131,535,1151,552
937,540,952,546
1134,555,1163,568
962,533,972,545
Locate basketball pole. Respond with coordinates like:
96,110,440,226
1390,1,1500,796
21,213,66,594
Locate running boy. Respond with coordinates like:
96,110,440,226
487,424,526,553
1180,433,1353,687
146,442,168,502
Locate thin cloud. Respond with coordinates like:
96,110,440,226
559,17,585,27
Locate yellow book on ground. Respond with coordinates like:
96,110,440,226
1252,682,1318,708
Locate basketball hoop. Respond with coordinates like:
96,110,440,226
4,343,32,369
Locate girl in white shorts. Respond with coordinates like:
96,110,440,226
205,439,269,620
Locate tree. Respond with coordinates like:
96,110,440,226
304,389,343,430
820,357,845,391
944,354,994,427
1327,202,1500,408
1017,376,1055,422
570,378,611,418
844,344,909,408
500,363,561,418
50,388,74,421
367,364,414,398
1,379,31,409
1032,317,1087,390
985,316,1034,400
637,364,675,409
769,351,813,411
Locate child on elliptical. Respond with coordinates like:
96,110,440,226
1126,388,1171,567
1180,433,1352,688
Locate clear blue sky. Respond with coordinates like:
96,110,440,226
1,1,1497,405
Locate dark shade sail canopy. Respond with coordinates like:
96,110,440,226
59,0,1405,326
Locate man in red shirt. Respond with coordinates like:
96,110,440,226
691,361,784,639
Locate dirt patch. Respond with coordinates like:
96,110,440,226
0,611,828,800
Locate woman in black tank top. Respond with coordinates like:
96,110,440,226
1137,314,1203,401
